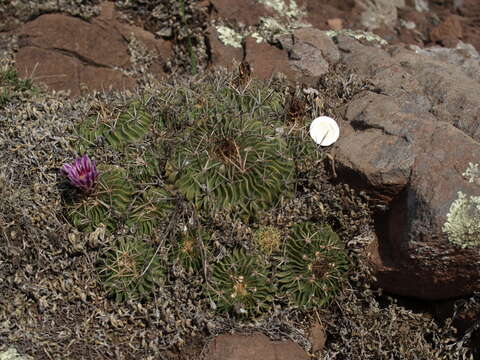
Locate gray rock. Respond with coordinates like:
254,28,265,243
355,0,405,30
330,35,480,300
276,28,339,81
409,42,480,82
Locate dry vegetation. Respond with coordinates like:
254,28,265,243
0,1,478,359
0,64,477,359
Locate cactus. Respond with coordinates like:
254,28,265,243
104,101,153,150
209,248,273,316
253,225,283,256
172,228,209,273
74,101,153,153
67,99,168,233
74,114,108,154
277,222,349,308
167,84,293,217
126,186,175,236
97,235,164,302
128,149,162,183
66,165,133,232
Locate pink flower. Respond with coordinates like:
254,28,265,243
62,155,99,192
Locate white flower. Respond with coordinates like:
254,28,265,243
309,116,340,146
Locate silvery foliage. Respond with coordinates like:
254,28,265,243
443,163,480,248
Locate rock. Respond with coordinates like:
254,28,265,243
330,35,480,300
208,0,274,26
244,37,295,81
17,13,130,68
308,322,327,353
409,42,480,82
414,0,429,12
303,0,355,31
355,0,405,30
80,66,137,94
337,36,480,141
327,18,343,30
288,42,330,79
207,26,244,69
204,333,309,360
13,2,171,97
15,45,136,96
430,15,463,47
276,28,340,83
291,28,340,64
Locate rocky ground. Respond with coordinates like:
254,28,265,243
0,0,480,359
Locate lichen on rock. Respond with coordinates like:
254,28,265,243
214,0,309,48
325,29,388,46
215,25,244,48
443,163,480,248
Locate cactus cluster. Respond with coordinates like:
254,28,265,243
126,187,175,236
63,70,349,313
104,101,154,150
169,116,293,216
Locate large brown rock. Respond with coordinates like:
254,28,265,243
329,35,480,300
208,0,274,26
14,2,170,97
15,46,136,97
204,333,309,360
430,14,463,47
17,13,130,68
244,37,295,80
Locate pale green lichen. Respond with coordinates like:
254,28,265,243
256,0,305,19
463,162,480,185
443,192,480,248
251,17,288,43
325,29,388,46
215,25,243,48
0,348,33,360
251,16,310,44
215,0,309,47
443,163,480,248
